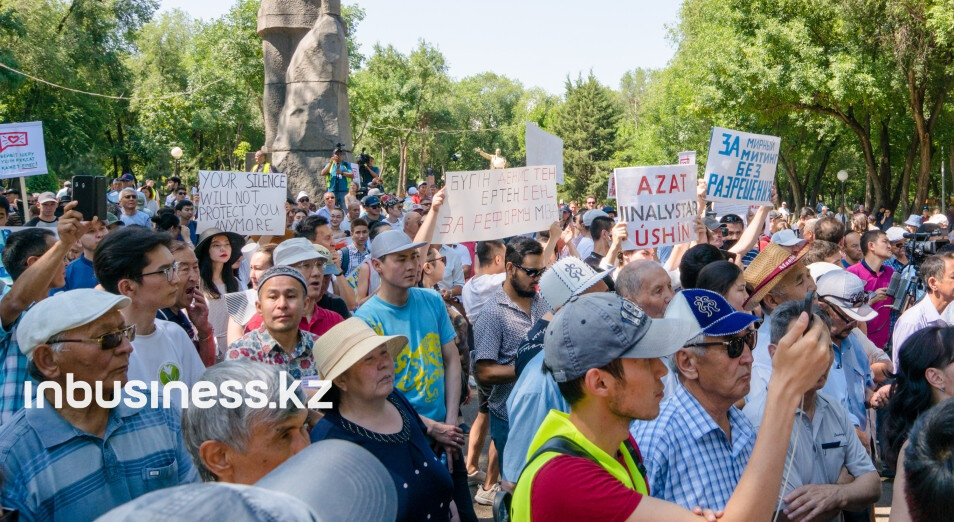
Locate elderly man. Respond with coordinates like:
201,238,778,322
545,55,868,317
251,149,270,173
631,289,761,510
473,236,548,502
897,252,954,365
316,192,336,220
0,289,198,520
765,301,881,521
228,265,318,379
342,200,361,233
156,241,216,366
181,360,310,484
117,187,151,227
615,260,674,318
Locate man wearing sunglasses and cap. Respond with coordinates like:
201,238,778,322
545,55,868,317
0,289,199,521
630,289,761,511
509,292,833,521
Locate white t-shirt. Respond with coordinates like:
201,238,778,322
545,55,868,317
577,237,594,259
461,273,506,323
127,319,205,393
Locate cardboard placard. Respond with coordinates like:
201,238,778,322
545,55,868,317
0,121,48,179
196,171,287,235
432,166,558,243
526,122,565,184
614,164,698,248
704,127,778,206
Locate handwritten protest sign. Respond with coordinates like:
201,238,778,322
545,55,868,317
607,170,617,199
615,164,697,248
526,122,564,184
704,127,779,206
678,150,696,165
0,121,48,179
196,171,287,235
432,166,558,243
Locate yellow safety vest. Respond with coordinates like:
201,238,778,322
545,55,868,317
510,410,648,521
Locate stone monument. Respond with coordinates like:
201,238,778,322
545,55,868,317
259,0,352,198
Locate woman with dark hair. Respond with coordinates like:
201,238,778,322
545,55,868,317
152,212,181,237
696,260,749,311
678,243,725,290
195,228,245,360
881,326,954,471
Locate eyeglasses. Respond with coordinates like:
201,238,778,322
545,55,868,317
50,324,136,350
427,256,447,265
512,263,545,278
686,329,757,358
294,260,324,272
140,261,181,282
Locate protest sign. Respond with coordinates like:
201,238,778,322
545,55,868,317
196,171,287,235
0,121,48,179
704,127,779,206
432,166,558,243
607,170,617,199
678,150,696,165
614,164,697,248
526,122,564,184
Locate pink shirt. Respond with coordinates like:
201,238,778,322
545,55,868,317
846,260,894,348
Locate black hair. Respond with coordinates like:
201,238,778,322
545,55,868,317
1,228,54,281
153,212,180,233
695,260,743,296
174,199,194,211
368,220,391,240
589,216,614,241
860,229,885,256
556,359,624,406
882,326,954,470
94,227,174,294
286,197,296,206
814,216,845,244
903,397,954,522
505,235,543,266
476,240,506,267
198,235,241,298
295,215,329,242
679,244,726,289
168,176,181,185
0,196,10,214
350,218,369,230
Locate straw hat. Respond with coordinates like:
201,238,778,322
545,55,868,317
742,242,808,310
313,318,407,381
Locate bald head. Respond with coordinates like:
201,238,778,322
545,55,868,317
615,260,674,318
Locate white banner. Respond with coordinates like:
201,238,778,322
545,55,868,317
678,150,696,165
432,166,559,243
525,122,564,184
196,171,287,235
615,164,698,248
704,127,779,206
0,121,48,179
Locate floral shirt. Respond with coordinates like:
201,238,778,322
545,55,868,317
226,327,319,379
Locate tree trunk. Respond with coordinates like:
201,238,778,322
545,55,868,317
893,132,919,217
779,153,804,210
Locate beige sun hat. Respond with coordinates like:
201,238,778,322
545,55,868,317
313,318,408,381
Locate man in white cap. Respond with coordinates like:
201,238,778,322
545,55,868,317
354,229,474,519
884,226,909,273
24,191,59,228
897,253,954,364
504,257,611,481
0,289,199,521
296,191,311,212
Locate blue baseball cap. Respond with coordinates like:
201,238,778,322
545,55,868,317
665,288,758,339
602,205,616,214
362,195,381,207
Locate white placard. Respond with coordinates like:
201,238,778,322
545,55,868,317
678,150,696,165
0,121,48,179
607,170,617,199
196,170,287,235
704,127,779,206
526,122,564,184
615,164,698,248
432,166,559,243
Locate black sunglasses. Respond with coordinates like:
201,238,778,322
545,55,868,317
686,329,757,358
368,204,381,210
50,324,136,350
512,262,545,278
820,291,868,309
721,215,744,224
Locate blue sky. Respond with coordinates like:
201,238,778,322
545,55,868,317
158,0,681,94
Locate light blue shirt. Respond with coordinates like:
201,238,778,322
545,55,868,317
355,288,457,422
0,396,199,521
631,379,756,511
503,351,569,481
821,333,873,429
119,210,151,227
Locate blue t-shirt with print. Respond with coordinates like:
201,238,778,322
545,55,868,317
355,287,456,421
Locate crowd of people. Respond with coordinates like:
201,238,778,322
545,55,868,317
0,159,951,522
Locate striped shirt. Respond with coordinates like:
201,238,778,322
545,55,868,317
630,379,756,511
0,396,199,521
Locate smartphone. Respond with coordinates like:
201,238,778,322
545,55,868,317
71,175,107,222
803,291,816,331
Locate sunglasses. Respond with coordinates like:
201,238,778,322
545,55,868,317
512,262,545,278
820,291,868,308
686,328,758,358
50,324,136,350
367,204,381,210
299,198,310,202
721,215,744,224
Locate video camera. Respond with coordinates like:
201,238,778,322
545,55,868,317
903,231,948,269
356,148,372,166
886,230,949,311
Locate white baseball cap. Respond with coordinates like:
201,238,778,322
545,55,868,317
886,226,907,243
770,229,805,247
17,289,131,360
273,238,322,266
816,270,878,322
538,257,614,311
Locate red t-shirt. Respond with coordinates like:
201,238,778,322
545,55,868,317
245,302,343,336
531,453,643,521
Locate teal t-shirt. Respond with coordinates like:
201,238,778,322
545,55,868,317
355,287,456,421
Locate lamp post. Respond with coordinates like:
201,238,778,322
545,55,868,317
837,169,849,223
170,146,183,177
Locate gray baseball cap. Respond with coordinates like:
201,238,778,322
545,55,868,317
543,293,695,382
582,209,609,227
369,230,426,259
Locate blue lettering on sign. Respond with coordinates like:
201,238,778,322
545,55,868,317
718,133,740,157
